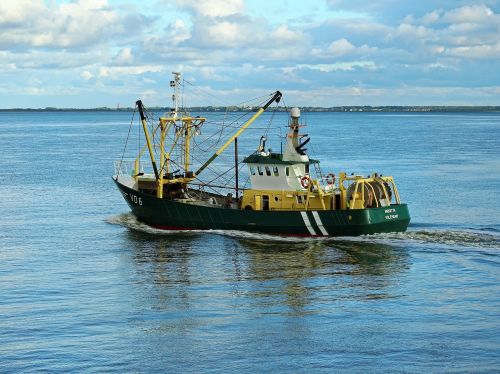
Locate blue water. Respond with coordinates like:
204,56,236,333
1,110,499,372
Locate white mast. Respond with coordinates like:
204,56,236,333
170,72,181,119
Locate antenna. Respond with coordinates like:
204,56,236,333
170,72,181,119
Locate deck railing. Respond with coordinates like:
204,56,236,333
114,159,135,176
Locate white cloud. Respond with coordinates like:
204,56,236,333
98,65,164,76
175,12,308,51
202,21,247,47
80,70,93,81
0,0,140,49
443,4,494,23
164,19,191,45
0,49,107,71
420,10,442,25
175,0,244,18
445,42,500,59
0,0,46,24
395,23,434,41
327,38,356,56
311,38,376,60
297,61,376,72
113,48,133,65
198,66,228,81
1,1,500,108
99,67,110,78
272,25,306,45
78,0,109,11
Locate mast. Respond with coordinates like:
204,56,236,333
156,73,205,188
171,72,194,177
195,91,282,177
170,72,181,119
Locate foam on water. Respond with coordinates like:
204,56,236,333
106,213,199,235
106,213,329,242
106,213,500,249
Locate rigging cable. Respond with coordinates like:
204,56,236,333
118,105,136,171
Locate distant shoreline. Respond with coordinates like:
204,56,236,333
1,106,499,113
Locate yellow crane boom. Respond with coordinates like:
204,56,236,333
194,91,282,177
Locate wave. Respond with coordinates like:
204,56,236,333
106,213,500,249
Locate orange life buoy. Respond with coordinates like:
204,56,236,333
326,173,336,185
300,175,310,189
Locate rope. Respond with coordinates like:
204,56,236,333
119,104,136,171
183,79,273,109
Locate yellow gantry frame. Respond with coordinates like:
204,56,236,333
133,115,206,198
157,116,205,198
338,172,401,209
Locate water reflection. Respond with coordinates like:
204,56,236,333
125,230,200,318
127,230,195,285
333,240,410,276
238,238,409,314
124,231,410,319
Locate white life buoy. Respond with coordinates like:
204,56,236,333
300,175,310,189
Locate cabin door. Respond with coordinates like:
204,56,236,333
262,195,269,211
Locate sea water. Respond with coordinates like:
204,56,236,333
0,110,499,372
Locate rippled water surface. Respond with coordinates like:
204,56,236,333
1,111,499,373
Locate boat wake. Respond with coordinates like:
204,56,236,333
106,213,326,242
398,229,500,249
106,213,500,249
360,229,500,250
106,213,203,236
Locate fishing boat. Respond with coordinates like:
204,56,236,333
113,73,410,237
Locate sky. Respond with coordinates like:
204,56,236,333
0,0,499,108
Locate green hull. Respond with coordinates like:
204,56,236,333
115,180,410,237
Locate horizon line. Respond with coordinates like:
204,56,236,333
1,105,499,113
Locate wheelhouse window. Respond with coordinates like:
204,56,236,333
273,166,279,176
250,166,256,175
285,167,290,176
265,166,271,176
257,166,263,176
305,163,310,174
